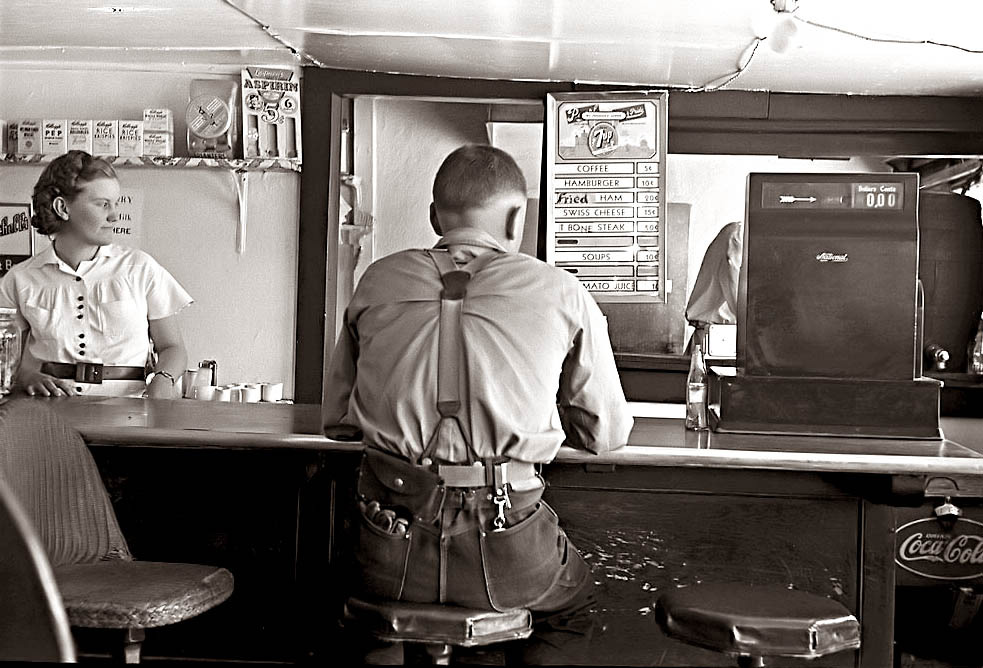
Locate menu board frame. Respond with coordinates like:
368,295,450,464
545,90,669,302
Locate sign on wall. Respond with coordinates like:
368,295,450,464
545,91,668,301
111,188,144,248
0,202,33,276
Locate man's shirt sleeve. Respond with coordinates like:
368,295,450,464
557,291,634,454
322,309,359,434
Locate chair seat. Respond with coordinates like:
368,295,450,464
344,596,532,647
656,584,861,659
54,561,234,629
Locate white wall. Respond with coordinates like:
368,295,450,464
0,68,299,396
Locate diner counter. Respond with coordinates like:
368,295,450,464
37,395,983,476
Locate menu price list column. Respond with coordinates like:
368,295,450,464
546,92,668,301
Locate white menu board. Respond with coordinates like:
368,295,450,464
545,91,668,301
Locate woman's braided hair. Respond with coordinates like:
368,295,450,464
31,151,117,235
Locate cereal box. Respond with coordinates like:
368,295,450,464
241,66,302,161
142,108,173,133
92,120,119,157
143,131,173,157
17,119,42,155
68,120,93,153
42,120,68,155
118,121,144,157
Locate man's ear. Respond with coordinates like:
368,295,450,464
429,202,443,236
505,202,526,241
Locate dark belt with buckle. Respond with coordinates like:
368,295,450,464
40,362,146,384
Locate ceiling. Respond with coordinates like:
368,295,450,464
2,0,983,97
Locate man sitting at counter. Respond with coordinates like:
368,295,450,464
323,144,633,663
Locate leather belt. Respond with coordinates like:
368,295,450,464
436,461,538,488
40,362,146,384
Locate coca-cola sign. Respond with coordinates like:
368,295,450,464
896,517,983,581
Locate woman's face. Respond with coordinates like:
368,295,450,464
58,177,120,246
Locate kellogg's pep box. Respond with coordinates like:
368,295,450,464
241,66,302,161
42,120,68,155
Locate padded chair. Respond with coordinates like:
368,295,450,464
0,397,234,663
0,473,76,662
656,583,861,667
344,596,532,665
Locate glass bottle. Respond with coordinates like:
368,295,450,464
685,343,709,430
970,316,983,375
0,307,22,396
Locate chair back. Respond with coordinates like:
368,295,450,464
0,398,130,566
0,474,76,662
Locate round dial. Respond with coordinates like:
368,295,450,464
186,94,232,139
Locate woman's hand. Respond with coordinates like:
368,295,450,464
146,372,182,399
18,369,77,397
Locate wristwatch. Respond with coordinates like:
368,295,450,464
150,371,177,386
186,93,234,157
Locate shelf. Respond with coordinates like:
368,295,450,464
0,154,301,173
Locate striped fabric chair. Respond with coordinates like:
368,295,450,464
0,397,234,663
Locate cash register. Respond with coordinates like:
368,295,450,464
708,172,943,439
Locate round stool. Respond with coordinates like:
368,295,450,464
343,596,532,665
655,584,861,667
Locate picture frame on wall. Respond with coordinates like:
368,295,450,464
0,202,34,277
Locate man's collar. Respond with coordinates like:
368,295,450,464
433,227,508,253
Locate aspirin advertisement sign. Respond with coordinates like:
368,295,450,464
896,517,983,581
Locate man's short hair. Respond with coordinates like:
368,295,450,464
432,144,527,212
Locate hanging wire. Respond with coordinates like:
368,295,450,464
220,0,329,68
794,16,983,54
685,37,763,92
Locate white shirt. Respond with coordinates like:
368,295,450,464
685,222,743,326
323,227,633,464
0,244,193,396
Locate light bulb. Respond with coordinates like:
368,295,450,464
768,16,798,54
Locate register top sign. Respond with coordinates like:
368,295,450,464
546,91,669,302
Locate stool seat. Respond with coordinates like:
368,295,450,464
656,584,860,660
344,596,532,647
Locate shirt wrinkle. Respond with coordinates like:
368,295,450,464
323,236,633,464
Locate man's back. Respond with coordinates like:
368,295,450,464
324,240,632,464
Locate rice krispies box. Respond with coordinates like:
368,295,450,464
241,66,302,161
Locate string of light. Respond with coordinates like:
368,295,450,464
690,3,983,92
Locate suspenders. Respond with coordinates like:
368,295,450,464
423,248,515,534
421,248,498,465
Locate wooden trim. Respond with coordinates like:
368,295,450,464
296,67,983,406
296,73,340,405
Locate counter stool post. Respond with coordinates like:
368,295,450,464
122,628,145,664
655,583,861,667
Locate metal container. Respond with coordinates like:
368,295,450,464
0,307,22,395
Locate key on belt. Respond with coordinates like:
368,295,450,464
492,486,512,532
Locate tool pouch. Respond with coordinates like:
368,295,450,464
479,500,570,611
357,447,445,525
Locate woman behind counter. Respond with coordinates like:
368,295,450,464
0,151,192,398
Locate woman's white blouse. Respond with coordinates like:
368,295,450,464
0,244,193,393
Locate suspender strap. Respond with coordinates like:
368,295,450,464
430,251,467,418
422,249,500,464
